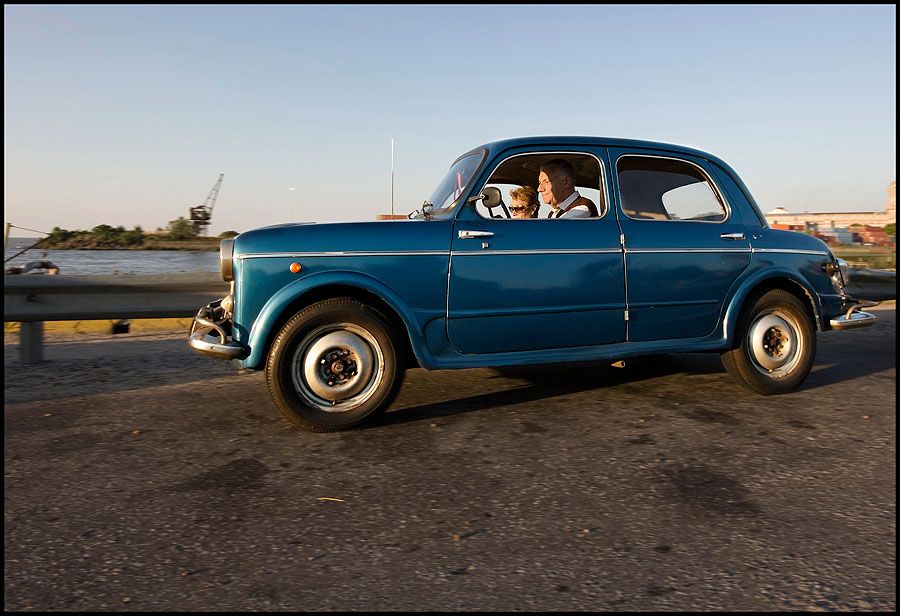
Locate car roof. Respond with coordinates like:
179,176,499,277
471,136,728,166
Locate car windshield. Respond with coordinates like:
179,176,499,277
420,151,485,216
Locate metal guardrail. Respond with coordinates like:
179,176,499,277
4,273,228,364
844,268,896,302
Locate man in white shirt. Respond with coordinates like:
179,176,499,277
537,159,598,219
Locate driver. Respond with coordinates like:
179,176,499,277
509,185,540,219
538,159,598,218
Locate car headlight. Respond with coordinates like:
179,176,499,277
220,238,235,282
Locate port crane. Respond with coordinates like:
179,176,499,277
188,173,224,236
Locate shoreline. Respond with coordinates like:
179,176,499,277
32,240,221,251
7,236,224,252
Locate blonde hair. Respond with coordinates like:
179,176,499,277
509,185,538,206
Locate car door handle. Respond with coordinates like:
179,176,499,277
458,230,494,239
720,232,745,240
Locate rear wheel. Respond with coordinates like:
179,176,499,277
265,298,405,432
721,289,816,395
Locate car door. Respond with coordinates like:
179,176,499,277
446,150,626,355
609,148,752,342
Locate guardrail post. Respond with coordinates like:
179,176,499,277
20,321,44,364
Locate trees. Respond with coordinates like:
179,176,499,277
121,226,145,246
164,216,195,240
36,220,226,248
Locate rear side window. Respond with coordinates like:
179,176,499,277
617,156,727,222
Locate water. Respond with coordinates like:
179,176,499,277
4,237,220,276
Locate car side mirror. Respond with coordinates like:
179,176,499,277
467,187,502,209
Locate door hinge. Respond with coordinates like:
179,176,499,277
624,309,630,321
620,233,625,247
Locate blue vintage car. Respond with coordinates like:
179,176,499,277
189,136,877,432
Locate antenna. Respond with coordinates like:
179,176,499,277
390,138,395,218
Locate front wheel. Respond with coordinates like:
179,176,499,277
721,289,816,395
265,298,405,432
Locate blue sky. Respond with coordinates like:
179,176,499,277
4,4,896,236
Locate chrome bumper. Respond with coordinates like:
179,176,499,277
830,299,878,331
188,299,246,360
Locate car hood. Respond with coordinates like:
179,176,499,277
232,219,452,255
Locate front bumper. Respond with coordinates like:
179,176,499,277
829,298,879,331
188,298,247,360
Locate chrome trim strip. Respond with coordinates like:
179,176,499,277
450,248,622,256
625,248,752,253
237,251,449,259
751,248,830,256
236,247,827,259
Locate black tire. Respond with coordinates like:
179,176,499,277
721,289,816,395
265,298,405,432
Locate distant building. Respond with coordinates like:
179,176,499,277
764,182,895,230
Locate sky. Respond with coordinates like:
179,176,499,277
3,4,896,237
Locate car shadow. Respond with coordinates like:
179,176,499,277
377,353,725,428
803,346,896,390
379,317,896,428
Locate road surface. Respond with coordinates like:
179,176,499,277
4,305,895,611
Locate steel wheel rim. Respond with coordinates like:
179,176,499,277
747,311,802,377
291,323,385,413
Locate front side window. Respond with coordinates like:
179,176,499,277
475,152,605,220
617,156,727,222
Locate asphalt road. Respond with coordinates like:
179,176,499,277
4,306,896,611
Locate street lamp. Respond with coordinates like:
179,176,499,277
288,187,296,221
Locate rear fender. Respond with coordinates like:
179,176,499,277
723,269,823,343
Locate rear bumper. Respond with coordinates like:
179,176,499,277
188,299,247,360
829,299,879,331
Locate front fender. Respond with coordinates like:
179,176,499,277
722,267,824,343
240,270,434,370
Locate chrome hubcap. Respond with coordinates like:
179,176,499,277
747,312,800,375
291,324,384,413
